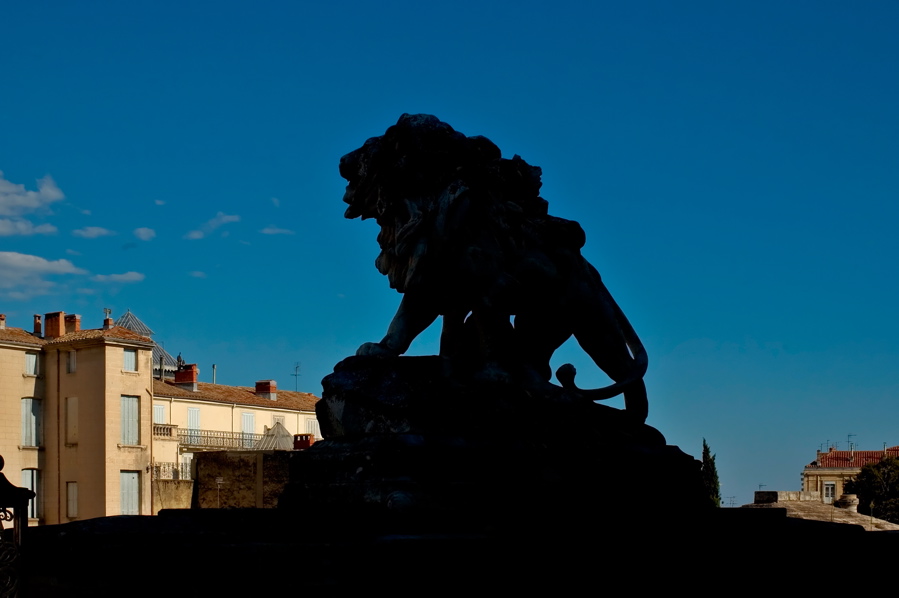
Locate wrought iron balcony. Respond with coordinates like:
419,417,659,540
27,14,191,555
151,461,192,480
176,428,265,450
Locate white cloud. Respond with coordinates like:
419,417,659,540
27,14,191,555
134,227,156,241
154,200,165,206
0,219,57,236
0,251,86,299
271,197,280,207
260,226,295,235
0,171,64,217
188,271,207,278
184,211,240,240
66,249,81,256
91,271,145,283
73,226,115,238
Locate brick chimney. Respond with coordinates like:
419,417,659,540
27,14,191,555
103,318,114,330
33,314,42,337
0,314,5,330
64,314,81,334
255,380,277,401
174,364,199,391
44,312,65,339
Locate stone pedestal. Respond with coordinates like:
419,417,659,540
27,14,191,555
281,355,707,525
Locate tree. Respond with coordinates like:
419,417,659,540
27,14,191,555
845,456,899,523
701,438,721,508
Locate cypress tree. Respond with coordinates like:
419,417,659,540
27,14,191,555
702,438,721,508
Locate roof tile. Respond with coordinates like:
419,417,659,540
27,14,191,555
153,379,319,411
0,327,45,347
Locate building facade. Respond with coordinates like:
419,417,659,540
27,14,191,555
1,310,320,524
0,311,155,524
802,445,899,503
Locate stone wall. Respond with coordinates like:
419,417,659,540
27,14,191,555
152,479,193,514
754,490,820,504
191,450,292,509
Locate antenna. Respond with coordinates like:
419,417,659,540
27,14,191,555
848,433,856,450
758,484,766,490
291,362,301,391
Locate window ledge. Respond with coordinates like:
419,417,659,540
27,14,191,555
22,373,38,378
117,444,147,450
121,370,140,375
18,445,43,451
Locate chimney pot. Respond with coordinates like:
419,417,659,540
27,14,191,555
64,314,81,334
44,311,65,339
174,363,199,391
33,314,42,337
0,314,5,330
255,380,277,401
103,318,114,330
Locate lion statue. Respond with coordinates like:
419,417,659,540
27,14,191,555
339,114,649,423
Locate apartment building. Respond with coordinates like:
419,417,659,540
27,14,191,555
0,310,319,524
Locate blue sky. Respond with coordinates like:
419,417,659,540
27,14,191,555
2,1,898,506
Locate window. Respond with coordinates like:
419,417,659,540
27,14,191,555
25,352,38,375
153,404,165,424
67,482,78,518
306,418,321,440
824,481,836,504
187,407,200,444
66,397,79,444
21,398,42,447
241,412,255,448
272,415,285,427
66,350,77,373
21,470,39,519
123,348,137,372
120,471,140,515
121,395,140,445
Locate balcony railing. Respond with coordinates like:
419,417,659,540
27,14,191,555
176,428,265,450
153,424,177,438
151,462,192,481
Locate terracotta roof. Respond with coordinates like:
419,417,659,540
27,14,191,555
0,327,45,347
806,447,899,469
43,326,153,346
153,378,319,412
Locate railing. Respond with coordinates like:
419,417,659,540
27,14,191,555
151,462,192,481
176,429,265,450
153,423,177,438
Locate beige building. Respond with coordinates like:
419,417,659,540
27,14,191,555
0,310,319,524
802,445,899,503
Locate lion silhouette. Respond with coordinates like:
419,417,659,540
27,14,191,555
340,114,649,422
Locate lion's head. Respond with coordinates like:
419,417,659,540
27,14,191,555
339,114,580,296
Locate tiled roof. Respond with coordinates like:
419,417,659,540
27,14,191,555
43,326,153,346
0,327,45,347
153,379,319,412
806,447,899,469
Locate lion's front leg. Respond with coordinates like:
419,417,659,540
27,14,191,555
356,293,440,357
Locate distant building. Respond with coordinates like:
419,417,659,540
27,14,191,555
802,445,899,503
0,310,320,524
